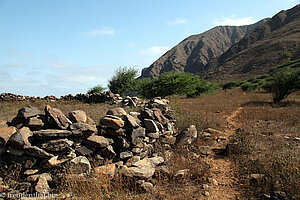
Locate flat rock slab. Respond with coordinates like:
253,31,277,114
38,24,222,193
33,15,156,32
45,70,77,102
26,115,46,130
41,138,73,152
123,166,155,179
94,163,116,179
25,146,54,158
33,129,72,139
17,106,42,119
0,126,17,146
70,156,91,174
106,108,127,117
70,123,97,139
86,135,110,148
143,119,159,132
100,116,125,129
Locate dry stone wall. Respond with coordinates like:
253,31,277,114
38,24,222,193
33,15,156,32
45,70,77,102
0,97,197,196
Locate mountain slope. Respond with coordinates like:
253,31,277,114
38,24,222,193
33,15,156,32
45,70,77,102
141,20,267,79
201,4,300,82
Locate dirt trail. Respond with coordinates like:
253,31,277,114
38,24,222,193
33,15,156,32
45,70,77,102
203,107,244,200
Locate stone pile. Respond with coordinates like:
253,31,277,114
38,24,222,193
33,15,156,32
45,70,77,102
0,97,197,195
0,93,58,102
60,91,122,104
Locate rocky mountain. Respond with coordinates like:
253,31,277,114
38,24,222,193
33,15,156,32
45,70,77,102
140,19,267,79
202,4,300,82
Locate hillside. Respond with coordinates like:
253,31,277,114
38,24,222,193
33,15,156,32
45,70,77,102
200,4,300,82
140,20,267,78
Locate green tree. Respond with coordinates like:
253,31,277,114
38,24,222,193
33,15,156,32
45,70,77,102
264,68,300,103
87,85,106,94
108,67,138,96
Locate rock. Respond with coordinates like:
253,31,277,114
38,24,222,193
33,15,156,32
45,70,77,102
176,125,197,146
113,137,130,152
17,106,42,119
26,115,46,130
7,146,25,156
45,105,71,129
41,138,73,152
24,157,37,169
132,156,164,168
0,127,17,146
8,117,25,129
202,132,211,138
41,155,70,168
202,184,209,190
86,135,110,148
33,129,72,139
120,151,133,160
141,109,154,120
106,108,127,117
25,146,54,158
100,116,125,129
86,117,96,126
198,146,211,156
35,173,52,194
141,182,153,192
68,110,87,123
153,109,169,125
174,169,189,179
70,156,91,174
123,166,155,179
147,132,159,139
70,123,97,139
106,128,126,136
143,119,159,132
8,127,33,149
205,128,222,135
24,169,39,175
125,114,139,128
161,135,176,145
94,163,116,179
131,127,146,145
98,145,116,159
208,178,218,186
125,156,140,167
75,146,94,156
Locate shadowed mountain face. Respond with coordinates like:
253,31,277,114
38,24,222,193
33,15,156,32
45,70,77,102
201,4,300,82
141,19,267,79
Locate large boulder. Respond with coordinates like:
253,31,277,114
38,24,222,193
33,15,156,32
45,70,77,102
94,163,116,179
106,108,127,117
0,126,17,146
8,127,33,149
143,119,159,132
34,173,52,194
45,105,71,129
131,127,146,146
26,115,46,130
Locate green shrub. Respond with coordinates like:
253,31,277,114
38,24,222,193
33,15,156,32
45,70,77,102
137,72,215,98
108,67,138,96
222,81,245,90
264,68,300,103
241,82,259,91
87,85,106,94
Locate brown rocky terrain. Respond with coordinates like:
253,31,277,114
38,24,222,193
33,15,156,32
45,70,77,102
202,4,300,82
141,19,267,78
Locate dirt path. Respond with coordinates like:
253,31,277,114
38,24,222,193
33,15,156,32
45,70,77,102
203,107,244,200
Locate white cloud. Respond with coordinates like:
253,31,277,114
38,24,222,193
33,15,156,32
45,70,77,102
141,46,171,57
82,27,115,36
213,15,256,26
167,18,188,25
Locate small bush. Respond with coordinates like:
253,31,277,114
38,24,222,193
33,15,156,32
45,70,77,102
87,85,106,94
241,82,259,91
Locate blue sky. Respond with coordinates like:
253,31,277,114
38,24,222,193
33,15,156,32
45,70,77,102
0,0,299,97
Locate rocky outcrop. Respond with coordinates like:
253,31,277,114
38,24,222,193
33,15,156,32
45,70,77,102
141,19,267,79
